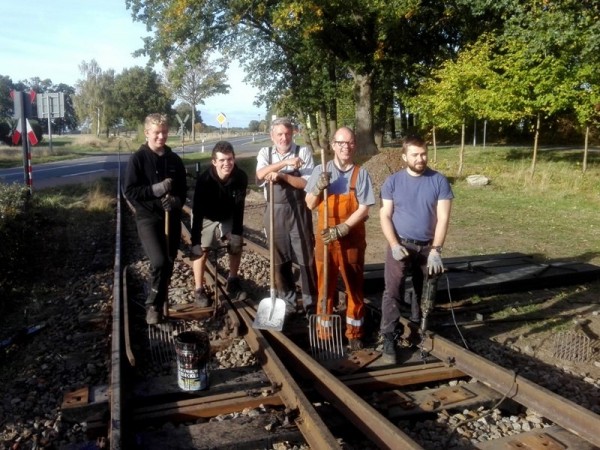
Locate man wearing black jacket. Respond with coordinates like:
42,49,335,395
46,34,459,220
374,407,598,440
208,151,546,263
191,141,248,304
125,113,188,325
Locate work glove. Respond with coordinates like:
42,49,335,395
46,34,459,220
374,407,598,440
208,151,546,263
427,250,444,276
190,245,204,260
321,223,350,245
391,243,409,261
311,172,331,197
228,234,243,255
161,194,181,211
151,178,172,198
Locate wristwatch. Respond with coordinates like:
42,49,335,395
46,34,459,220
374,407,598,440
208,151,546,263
433,246,443,253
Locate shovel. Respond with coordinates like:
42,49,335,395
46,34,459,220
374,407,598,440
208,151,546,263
308,149,344,360
253,180,287,331
163,208,170,319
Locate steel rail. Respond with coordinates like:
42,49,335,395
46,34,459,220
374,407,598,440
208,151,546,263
422,330,600,447
264,331,423,449
182,229,341,448
109,162,124,450
235,305,343,449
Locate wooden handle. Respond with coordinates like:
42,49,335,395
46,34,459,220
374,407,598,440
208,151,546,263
320,148,329,314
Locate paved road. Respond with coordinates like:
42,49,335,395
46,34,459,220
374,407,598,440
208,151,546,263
0,134,269,189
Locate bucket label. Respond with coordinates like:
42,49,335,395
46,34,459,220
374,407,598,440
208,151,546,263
175,331,210,391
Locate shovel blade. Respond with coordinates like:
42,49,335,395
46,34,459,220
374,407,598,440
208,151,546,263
253,296,287,331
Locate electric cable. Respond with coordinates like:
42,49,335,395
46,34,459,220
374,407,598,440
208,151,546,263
445,272,469,350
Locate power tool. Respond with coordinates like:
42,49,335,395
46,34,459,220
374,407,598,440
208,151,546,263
418,274,439,358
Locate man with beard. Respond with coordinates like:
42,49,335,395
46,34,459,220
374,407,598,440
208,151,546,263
379,135,453,364
191,141,248,304
256,117,317,318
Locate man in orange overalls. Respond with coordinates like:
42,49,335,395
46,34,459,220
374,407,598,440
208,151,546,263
305,127,375,350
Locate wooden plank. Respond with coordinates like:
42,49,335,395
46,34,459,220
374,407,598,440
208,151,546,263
338,362,466,392
363,253,600,301
133,390,284,423
133,366,272,404
136,413,304,450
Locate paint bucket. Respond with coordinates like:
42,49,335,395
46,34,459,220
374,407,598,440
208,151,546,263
174,331,210,391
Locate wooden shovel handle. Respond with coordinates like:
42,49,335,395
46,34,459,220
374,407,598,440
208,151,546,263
320,148,328,315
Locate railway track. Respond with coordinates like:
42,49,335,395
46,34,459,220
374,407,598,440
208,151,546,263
96,180,600,450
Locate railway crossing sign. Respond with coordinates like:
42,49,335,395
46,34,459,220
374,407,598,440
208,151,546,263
175,113,189,137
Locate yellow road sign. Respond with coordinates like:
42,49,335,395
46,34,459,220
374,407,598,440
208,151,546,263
216,112,227,125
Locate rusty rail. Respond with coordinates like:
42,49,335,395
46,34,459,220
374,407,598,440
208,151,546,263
420,328,600,447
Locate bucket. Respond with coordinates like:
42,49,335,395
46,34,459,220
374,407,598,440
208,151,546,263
174,331,210,391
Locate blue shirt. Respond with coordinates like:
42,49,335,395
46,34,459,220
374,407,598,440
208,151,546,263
380,168,453,242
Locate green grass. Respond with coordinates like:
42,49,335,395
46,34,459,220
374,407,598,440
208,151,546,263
423,145,600,266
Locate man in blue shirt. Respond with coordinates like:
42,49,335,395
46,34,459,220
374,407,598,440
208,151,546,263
379,135,453,363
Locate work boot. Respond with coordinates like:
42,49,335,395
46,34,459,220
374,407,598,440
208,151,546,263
348,339,364,352
194,287,210,308
381,332,397,364
226,276,242,299
145,305,160,325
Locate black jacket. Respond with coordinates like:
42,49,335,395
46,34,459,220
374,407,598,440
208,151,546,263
191,164,248,246
124,144,188,221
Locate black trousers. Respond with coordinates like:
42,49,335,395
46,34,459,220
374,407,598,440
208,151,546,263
136,215,181,309
380,243,434,335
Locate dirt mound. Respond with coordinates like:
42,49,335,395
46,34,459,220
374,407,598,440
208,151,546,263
361,148,405,196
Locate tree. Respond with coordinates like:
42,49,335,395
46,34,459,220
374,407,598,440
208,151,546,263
408,37,508,175
74,60,111,136
491,1,582,176
113,66,173,130
0,75,14,119
165,51,229,142
126,0,511,156
248,120,260,132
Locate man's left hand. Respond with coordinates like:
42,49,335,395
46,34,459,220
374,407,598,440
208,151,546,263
427,250,444,276
321,223,350,244
161,194,181,211
228,234,243,255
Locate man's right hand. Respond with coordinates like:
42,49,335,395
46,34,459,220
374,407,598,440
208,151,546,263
391,243,409,261
151,178,172,198
191,245,203,260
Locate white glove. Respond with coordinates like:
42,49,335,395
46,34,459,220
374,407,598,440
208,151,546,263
191,245,203,260
427,251,444,276
228,234,243,255
391,244,409,261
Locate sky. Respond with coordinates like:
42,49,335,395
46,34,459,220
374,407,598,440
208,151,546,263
0,0,265,128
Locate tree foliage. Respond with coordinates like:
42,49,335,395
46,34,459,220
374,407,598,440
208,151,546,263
113,66,173,129
126,0,511,155
165,51,229,141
